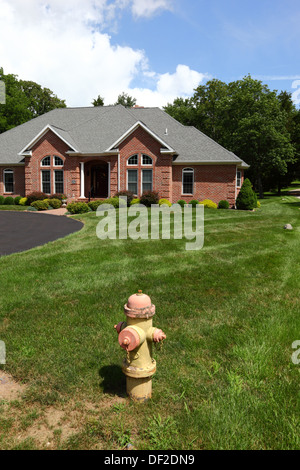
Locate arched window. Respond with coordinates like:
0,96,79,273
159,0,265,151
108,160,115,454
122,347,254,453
41,156,51,166
127,155,138,165
142,155,153,166
182,168,194,195
54,156,64,166
4,169,14,193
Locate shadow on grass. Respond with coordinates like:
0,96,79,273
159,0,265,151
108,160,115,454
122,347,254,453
99,364,126,397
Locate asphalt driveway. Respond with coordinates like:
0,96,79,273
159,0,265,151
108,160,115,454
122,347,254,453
0,212,83,256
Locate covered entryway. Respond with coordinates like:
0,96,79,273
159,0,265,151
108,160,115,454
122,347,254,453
90,163,108,198
81,159,109,199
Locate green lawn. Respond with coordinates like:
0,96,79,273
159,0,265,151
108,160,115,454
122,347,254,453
0,195,299,450
0,205,29,211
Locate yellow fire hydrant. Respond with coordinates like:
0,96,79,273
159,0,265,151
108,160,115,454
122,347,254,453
114,290,166,402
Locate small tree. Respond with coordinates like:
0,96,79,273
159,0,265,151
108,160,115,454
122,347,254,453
236,178,257,210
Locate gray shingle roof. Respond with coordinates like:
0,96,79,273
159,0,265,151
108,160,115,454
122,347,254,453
0,105,248,167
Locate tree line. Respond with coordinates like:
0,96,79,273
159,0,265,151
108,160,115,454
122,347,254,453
164,75,300,197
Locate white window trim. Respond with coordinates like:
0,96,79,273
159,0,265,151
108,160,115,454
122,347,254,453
141,168,153,194
54,169,64,194
3,168,14,193
182,168,194,195
127,154,138,166
141,154,153,166
41,156,51,167
127,168,138,195
41,169,51,195
236,169,242,188
54,156,64,167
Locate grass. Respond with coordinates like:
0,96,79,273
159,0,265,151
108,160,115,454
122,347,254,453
0,205,29,211
0,194,299,450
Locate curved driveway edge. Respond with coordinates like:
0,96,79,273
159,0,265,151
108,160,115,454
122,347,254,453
0,212,83,257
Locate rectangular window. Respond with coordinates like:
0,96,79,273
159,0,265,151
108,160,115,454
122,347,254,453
142,169,153,193
42,170,51,194
182,169,194,195
237,170,242,187
55,170,64,194
127,169,138,194
4,170,14,193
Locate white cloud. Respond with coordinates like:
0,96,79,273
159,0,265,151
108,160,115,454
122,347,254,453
0,0,207,108
131,0,174,18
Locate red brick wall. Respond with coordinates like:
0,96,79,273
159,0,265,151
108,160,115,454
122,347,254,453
0,166,25,197
118,126,173,199
172,164,238,206
3,127,243,205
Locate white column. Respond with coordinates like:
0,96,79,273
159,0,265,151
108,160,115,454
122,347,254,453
79,162,85,198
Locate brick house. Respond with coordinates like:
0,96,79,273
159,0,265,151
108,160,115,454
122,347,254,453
0,105,248,206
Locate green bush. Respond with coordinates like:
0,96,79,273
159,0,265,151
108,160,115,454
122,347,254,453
116,191,134,206
88,200,105,211
0,196,4,205
200,199,218,209
66,202,89,214
19,197,28,206
14,196,22,205
236,178,257,210
218,200,230,209
130,198,140,205
188,199,199,207
4,197,14,205
31,200,49,211
159,198,172,207
177,200,187,207
257,200,261,209
27,191,47,206
140,191,159,207
47,198,62,209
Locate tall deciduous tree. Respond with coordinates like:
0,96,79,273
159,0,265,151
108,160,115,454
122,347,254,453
92,94,105,106
115,92,137,108
164,75,296,196
0,67,66,134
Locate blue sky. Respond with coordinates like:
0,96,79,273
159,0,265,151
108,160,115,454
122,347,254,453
0,0,299,107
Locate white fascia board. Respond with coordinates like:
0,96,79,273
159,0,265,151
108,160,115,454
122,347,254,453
106,121,175,153
18,125,78,155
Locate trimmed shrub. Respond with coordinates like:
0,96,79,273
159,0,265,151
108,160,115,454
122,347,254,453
47,198,62,209
19,197,28,206
159,198,172,207
4,197,14,205
188,199,199,207
236,178,257,210
14,196,22,205
130,198,140,205
200,199,218,209
66,202,89,214
88,200,105,211
27,191,47,205
177,200,187,207
31,200,49,211
140,191,159,207
116,190,134,206
0,196,5,205
218,200,230,209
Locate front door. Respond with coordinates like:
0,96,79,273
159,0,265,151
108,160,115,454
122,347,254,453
91,164,108,198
